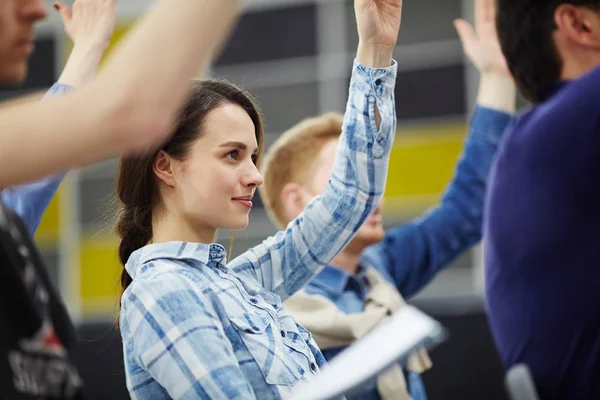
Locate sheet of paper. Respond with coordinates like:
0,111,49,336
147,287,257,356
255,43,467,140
290,305,446,400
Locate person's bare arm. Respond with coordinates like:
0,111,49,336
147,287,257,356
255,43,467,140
0,0,240,189
454,0,516,112
54,0,115,88
0,0,118,235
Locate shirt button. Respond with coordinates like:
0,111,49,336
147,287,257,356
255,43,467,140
310,363,317,372
249,297,258,305
280,330,286,338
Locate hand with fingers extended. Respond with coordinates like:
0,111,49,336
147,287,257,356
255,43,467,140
55,0,117,87
455,0,516,112
354,0,403,68
453,0,509,76
54,0,116,51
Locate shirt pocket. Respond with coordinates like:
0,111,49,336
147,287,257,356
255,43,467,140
228,312,303,386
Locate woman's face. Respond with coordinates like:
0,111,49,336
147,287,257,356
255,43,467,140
168,103,263,236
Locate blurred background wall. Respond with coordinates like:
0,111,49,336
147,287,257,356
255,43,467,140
0,0,520,398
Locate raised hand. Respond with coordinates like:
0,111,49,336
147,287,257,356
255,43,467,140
54,0,116,51
455,0,516,112
453,0,509,76
354,0,402,68
55,0,117,87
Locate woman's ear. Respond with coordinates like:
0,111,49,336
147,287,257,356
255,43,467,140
153,150,176,187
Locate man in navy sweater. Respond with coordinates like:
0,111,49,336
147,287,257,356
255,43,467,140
485,1,600,398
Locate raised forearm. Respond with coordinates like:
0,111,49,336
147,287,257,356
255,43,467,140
58,43,106,88
477,72,517,113
356,43,394,68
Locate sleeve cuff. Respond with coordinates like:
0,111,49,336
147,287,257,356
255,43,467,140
352,59,398,100
43,82,74,99
470,105,514,144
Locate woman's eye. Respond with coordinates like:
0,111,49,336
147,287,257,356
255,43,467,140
226,150,239,160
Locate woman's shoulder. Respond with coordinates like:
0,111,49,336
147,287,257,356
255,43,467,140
122,258,215,305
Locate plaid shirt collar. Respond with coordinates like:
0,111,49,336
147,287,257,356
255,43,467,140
125,241,227,279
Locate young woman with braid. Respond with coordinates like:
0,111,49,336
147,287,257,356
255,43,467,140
114,1,403,398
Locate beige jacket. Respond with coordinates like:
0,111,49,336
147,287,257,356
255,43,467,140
285,267,431,400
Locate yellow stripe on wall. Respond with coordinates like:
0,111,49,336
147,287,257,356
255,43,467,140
79,234,121,316
34,189,61,246
384,122,467,217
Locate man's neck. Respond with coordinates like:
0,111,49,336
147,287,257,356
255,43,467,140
559,47,600,82
560,62,598,81
329,250,363,275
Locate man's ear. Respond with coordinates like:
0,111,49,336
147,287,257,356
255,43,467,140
554,4,600,49
280,182,310,223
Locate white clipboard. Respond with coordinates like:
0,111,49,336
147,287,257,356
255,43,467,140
290,305,447,400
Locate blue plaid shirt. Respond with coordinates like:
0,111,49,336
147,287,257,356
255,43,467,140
120,59,398,400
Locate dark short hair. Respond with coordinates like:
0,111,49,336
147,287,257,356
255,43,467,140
496,0,600,102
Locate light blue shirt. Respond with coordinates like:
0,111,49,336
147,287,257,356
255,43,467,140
1,83,72,236
120,59,398,400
